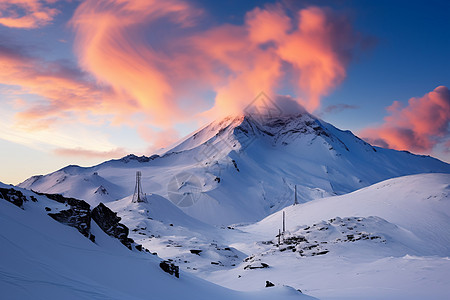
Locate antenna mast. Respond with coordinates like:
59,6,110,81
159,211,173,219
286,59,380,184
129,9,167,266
294,185,298,205
132,171,147,203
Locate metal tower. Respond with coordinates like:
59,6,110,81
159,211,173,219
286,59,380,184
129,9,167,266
132,171,147,203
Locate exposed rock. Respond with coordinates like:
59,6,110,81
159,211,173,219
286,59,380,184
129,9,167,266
47,197,92,240
265,281,275,287
190,249,202,255
91,203,135,250
0,187,28,208
244,262,269,270
94,185,108,195
160,260,179,278
119,154,152,163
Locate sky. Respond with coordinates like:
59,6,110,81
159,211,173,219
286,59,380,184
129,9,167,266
0,0,449,184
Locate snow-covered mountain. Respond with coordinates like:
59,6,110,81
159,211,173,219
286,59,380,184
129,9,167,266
19,112,450,225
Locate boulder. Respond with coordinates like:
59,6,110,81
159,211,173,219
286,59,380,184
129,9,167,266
160,261,179,278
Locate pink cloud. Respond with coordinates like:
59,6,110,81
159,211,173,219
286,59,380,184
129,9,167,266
361,86,450,153
137,126,181,152
0,43,109,130
1,1,363,153
69,1,361,122
53,147,127,159
0,0,60,28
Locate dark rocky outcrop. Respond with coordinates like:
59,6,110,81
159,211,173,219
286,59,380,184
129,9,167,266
265,280,275,287
160,260,180,278
47,196,93,240
91,203,135,250
94,185,108,195
244,262,269,270
190,249,202,255
0,187,28,208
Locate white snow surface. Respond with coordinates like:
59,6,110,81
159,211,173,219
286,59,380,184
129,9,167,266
19,114,450,225
0,183,315,300
7,114,450,299
3,172,450,299
90,173,450,300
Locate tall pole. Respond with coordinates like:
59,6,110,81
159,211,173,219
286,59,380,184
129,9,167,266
282,210,285,233
294,185,298,205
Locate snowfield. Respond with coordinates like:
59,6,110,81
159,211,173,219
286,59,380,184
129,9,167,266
0,183,315,300
97,173,449,300
4,113,450,299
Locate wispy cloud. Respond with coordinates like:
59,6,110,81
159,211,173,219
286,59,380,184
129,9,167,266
0,41,108,130
53,147,127,159
70,0,362,122
319,103,359,116
0,0,60,28
0,0,364,155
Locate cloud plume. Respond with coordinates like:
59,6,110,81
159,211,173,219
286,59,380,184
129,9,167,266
361,86,450,153
0,1,363,154
69,1,361,125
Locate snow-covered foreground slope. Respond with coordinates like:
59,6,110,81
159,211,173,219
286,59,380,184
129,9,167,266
19,113,450,225
0,183,315,300
202,173,450,300
3,173,450,299
104,174,450,300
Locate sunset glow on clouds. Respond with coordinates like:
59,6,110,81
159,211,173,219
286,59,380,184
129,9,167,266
0,0,59,28
2,0,361,151
361,86,450,154
69,0,360,123
0,0,449,183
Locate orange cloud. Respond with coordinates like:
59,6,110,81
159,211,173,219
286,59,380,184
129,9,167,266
1,1,362,153
0,0,59,28
70,0,204,127
69,1,360,123
361,86,450,153
0,43,107,130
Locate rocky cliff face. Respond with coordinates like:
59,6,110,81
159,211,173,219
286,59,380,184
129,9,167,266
91,203,136,250
35,191,94,241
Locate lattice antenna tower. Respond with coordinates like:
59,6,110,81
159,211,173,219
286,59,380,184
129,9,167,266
132,171,147,203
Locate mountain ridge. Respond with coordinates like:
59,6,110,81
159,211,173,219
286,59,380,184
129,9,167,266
18,113,450,225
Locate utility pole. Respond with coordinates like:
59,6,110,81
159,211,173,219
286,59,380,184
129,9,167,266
282,210,286,233
294,184,298,205
132,171,147,203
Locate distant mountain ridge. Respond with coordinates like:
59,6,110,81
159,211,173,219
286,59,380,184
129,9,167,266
19,112,450,225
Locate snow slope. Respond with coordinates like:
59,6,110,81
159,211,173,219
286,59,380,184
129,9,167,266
74,173,450,300
19,113,450,225
201,173,450,300
0,183,315,300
